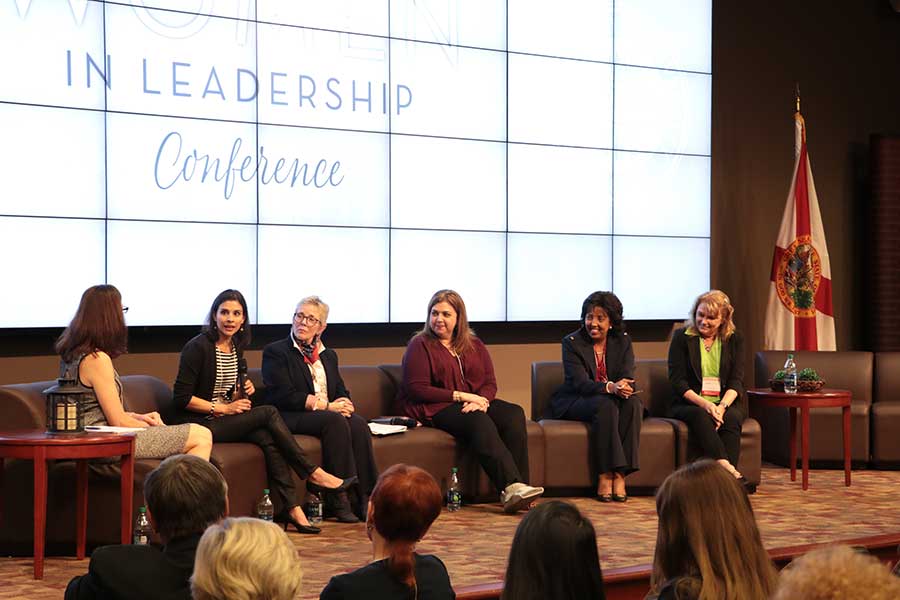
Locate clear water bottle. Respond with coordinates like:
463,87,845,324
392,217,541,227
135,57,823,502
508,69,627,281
133,506,151,545
783,354,798,394
256,488,274,521
306,491,323,526
447,467,462,512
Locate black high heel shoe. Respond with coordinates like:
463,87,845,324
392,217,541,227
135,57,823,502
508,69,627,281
307,475,357,496
274,511,321,535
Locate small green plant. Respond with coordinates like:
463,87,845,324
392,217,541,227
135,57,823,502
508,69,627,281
773,369,786,381
798,367,821,381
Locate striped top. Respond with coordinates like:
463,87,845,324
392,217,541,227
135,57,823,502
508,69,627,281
213,346,238,401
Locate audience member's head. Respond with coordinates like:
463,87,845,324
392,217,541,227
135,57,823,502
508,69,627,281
143,454,227,543
191,517,302,600
501,500,605,600
772,545,900,600
368,463,443,590
649,459,776,600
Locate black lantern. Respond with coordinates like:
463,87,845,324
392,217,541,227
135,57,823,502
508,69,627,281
43,368,89,434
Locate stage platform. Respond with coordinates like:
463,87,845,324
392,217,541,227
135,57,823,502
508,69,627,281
2,466,899,600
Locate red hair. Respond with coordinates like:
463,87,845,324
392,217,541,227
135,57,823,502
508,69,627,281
371,464,443,590
55,285,128,362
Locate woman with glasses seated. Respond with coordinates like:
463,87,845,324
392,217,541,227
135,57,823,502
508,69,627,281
396,289,543,513
262,296,378,523
56,284,212,461
171,289,355,535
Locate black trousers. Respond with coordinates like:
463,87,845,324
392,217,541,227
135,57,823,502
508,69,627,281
672,401,746,466
280,410,378,496
559,393,642,476
431,399,529,494
202,405,316,513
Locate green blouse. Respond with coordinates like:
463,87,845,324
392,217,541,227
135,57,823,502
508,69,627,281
700,337,722,404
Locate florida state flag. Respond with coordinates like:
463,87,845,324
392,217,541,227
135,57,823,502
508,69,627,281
764,111,836,351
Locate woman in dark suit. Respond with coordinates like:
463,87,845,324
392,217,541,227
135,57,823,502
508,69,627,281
171,289,354,534
547,291,642,502
262,295,378,523
667,289,746,480
320,464,454,600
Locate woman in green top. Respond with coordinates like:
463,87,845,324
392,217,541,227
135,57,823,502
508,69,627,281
667,290,746,480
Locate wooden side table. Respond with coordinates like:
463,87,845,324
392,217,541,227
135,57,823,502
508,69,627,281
0,430,136,579
747,388,851,490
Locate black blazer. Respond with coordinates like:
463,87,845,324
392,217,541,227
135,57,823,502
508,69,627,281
171,334,254,423
320,554,455,600
262,337,350,412
65,534,200,600
667,327,745,411
547,327,636,419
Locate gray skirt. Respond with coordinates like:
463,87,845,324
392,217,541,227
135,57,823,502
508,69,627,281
133,424,191,459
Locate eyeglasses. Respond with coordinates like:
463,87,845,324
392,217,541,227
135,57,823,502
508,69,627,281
122,306,129,314
293,312,320,326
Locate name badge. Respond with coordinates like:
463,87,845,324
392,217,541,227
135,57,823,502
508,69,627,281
702,377,721,397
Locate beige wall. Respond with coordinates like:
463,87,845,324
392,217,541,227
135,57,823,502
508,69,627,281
0,341,670,419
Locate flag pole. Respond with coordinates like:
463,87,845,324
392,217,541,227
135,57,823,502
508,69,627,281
794,84,805,150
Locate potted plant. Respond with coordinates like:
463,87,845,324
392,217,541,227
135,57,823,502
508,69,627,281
770,368,825,392
797,367,825,392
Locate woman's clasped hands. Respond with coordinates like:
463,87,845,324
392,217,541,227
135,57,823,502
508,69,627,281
458,391,489,413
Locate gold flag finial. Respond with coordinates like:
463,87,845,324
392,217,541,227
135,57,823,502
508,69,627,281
795,83,801,114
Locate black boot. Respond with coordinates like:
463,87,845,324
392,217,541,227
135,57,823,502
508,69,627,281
354,492,370,522
324,492,359,523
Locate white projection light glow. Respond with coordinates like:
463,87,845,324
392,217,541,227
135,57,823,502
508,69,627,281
0,0,711,326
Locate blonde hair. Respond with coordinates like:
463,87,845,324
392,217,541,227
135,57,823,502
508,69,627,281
297,295,329,324
416,289,477,355
685,289,736,340
191,517,302,600
772,545,900,600
649,460,777,600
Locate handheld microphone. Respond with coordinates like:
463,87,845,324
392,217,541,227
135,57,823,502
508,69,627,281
237,358,249,399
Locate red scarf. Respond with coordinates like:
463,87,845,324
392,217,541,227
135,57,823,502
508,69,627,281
295,334,320,364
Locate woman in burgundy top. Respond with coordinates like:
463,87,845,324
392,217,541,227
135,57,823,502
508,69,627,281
396,289,543,513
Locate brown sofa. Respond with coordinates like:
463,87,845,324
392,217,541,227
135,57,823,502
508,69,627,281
531,359,762,492
0,365,544,555
1,357,766,556
873,352,900,467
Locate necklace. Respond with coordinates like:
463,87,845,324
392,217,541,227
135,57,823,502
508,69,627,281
702,337,715,351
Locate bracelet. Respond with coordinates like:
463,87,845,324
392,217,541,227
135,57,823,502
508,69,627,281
453,391,460,403
605,381,614,394
207,399,218,420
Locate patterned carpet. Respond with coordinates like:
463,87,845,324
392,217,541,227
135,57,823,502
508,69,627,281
2,466,898,600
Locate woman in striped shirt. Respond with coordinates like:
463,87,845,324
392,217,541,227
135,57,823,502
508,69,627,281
171,289,355,535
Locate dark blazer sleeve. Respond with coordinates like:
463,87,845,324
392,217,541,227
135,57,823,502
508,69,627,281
606,333,636,383
561,334,607,397
172,336,209,410
723,331,745,396
262,341,308,412
667,328,693,400
322,349,351,399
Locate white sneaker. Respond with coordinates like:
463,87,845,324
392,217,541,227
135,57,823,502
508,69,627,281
500,482,544,514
